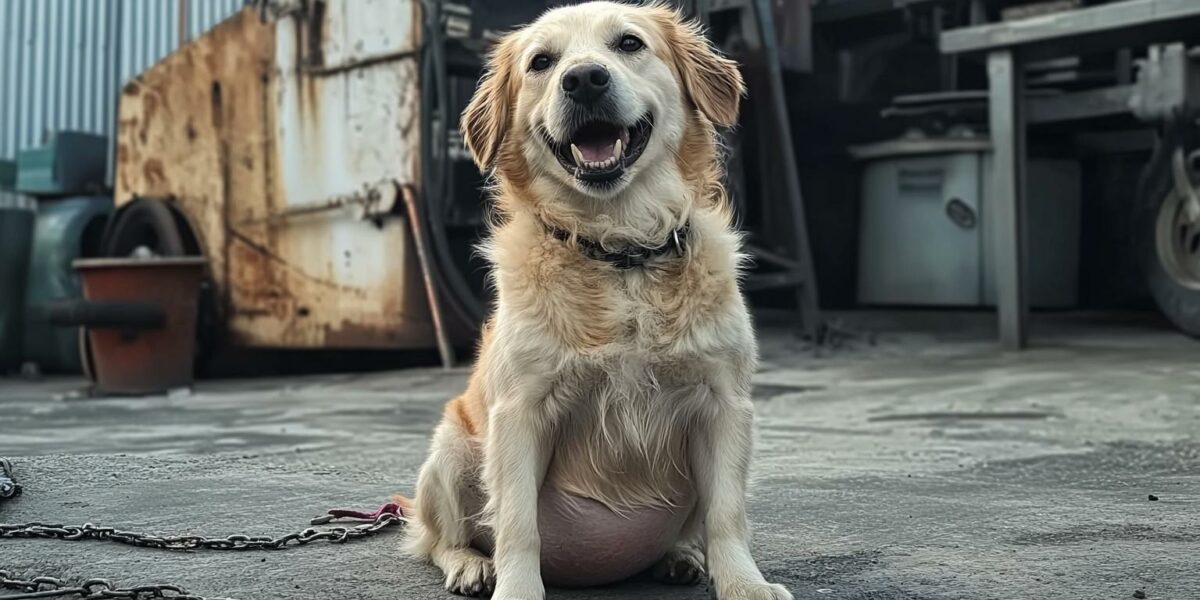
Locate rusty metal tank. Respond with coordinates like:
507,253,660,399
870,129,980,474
113,1,458,351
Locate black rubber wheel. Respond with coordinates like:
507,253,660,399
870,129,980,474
1138,119,1200,337
101,197,193,257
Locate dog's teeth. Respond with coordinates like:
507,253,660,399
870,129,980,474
570,144,585,167
613,138,623,159
620,128,630,146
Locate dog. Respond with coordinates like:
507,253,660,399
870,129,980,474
402,3,791,599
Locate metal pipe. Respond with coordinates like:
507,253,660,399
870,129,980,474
401,184,456,369
235,197,352,227
302,48,420,77
750,0,821,336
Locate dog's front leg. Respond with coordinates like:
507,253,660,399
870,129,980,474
693,373,793,600
485,399,553,600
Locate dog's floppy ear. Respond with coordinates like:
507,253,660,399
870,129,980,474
461,35,519,171
654,8,745,127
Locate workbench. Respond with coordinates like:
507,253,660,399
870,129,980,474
940,0,1200,349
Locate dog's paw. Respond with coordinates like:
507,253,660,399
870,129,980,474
717,579,794,600
652,546,706,585
442,549,495,597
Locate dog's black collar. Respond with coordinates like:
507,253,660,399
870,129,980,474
547,222,691,269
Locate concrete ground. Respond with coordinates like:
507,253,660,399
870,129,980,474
1,312,1198,600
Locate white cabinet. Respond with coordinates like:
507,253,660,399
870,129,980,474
857,147,1080,308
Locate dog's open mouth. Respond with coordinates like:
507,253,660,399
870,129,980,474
543,115,654,186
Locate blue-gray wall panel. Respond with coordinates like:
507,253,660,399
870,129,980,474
1,0,245,161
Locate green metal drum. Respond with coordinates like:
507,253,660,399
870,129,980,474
0,194,35,371
22,196,112,373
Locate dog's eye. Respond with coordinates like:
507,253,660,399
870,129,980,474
530,54,553,72
617,34,644,53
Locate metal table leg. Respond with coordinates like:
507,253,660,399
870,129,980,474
987,49,1029,349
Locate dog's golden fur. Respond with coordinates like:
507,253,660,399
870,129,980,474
402,3,792,599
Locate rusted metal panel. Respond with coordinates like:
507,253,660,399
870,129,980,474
116,3,436,350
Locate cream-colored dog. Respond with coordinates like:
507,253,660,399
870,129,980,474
403,3,791,599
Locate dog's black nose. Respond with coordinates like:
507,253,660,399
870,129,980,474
562,64,610,104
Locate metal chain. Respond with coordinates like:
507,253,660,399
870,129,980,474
0,572,214,599
0,512,404,552
0,458,405,599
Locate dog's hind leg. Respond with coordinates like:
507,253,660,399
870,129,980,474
653,503,707,585
405,399,494,597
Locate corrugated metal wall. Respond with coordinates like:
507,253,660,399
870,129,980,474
0,0,246,162
0,1,120,161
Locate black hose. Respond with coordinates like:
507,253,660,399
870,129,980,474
419,0,486,331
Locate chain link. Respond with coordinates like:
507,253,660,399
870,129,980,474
0,458,21,500
0,571,213,599
0,458,406,599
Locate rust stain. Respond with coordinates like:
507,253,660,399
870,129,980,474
230,241,283,307
260,67,278,216
228,229,358,294
232,308,273,318
307,0,326,72
410,1,423,56
295,0,324,118
139,93,158,144
142,159,166,186
298,71,321,120
117,119,138,133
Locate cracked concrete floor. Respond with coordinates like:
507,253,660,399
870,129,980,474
1,312,1198,600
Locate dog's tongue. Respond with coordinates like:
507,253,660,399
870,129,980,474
578,140,615,162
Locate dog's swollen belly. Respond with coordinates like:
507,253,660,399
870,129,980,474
473,485,693,588
537,486,692,587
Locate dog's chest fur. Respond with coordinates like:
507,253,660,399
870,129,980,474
543,351,714,508
493,217,751,509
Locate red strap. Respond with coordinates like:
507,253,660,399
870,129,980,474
311,502,404,525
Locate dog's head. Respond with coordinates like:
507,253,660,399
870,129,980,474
462,1,744,203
